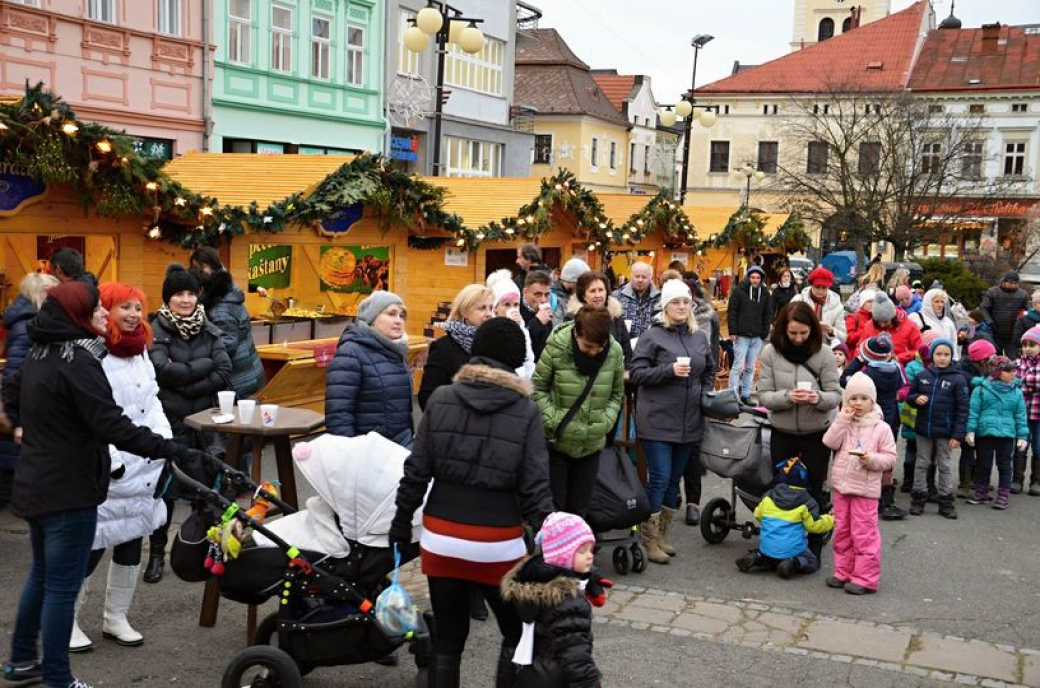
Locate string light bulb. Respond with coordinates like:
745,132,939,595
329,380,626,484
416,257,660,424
94,139,112,154
61,122,79,136
147,226,161,239
145,181,158,191
175,197,187,207
505,228,515,235
200,207,214,216
456,238,465,247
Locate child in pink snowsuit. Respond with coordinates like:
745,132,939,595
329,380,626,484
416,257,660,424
822,372,897,594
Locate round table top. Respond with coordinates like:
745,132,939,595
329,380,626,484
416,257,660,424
184,406,325,435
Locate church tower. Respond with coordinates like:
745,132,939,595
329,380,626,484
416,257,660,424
791,0,893,51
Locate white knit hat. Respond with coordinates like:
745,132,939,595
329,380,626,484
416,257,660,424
659,279,692,309
560,258,591,283
486,268,519,306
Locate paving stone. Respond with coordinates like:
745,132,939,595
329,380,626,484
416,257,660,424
1022,653,1040,687
910,636,1019,684
798,618,912,663
613,605,676,626
954,675,980,686
594,602,621,616
687,601,744,624
628,593,686,612
672,612,733,635
606,590,634,607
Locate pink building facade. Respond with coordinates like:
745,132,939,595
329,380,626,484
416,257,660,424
0,0,208,158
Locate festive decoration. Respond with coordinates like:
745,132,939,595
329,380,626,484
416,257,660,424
615,189,697,248
698,208,768,253
407,235,451,251
767,212,812,254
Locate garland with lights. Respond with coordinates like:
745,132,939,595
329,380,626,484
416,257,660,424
616,189,697,248
697,207,768,253
767,212,811,254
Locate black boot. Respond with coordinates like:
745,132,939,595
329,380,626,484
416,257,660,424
736,550,766,573
432,654,461,688
496,644,518,688
1012,448,1027,494
143,555,164,584
880,485,907,521
1031,452,1040,496
900,463,914,493
909,491,927,516
468,587,488,621
938,494,958,520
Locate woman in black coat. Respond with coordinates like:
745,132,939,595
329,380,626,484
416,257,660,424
2,281,186,688
417,284,493,410
772,267,798,318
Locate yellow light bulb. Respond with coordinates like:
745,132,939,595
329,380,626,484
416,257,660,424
95,139,112,154
61,122,79,135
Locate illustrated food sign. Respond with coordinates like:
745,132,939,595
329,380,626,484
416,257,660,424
0,164,47,216
319,245,391,294
248,244,292,290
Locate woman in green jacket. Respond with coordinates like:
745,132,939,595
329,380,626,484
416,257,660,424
532,305,625,519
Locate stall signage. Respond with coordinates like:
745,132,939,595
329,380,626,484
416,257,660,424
319,245,391,294
248,244,293,289
389,135,419,162
0,164,47,216
129,137,173,161
319,202,364,235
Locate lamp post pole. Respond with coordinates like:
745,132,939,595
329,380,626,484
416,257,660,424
678,43,703,205
430,11,449,177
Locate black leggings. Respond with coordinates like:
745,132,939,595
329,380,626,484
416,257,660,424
427,576,522,656
87,538,143,576
770,429,831,507
549,449,600,520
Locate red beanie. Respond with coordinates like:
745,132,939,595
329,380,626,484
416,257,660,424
47,281,100,337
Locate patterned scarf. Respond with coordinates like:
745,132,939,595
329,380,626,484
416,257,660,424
438,319,477,353
30,337,107,363
159,303,206,340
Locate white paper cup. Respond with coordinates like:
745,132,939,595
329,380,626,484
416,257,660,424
539,302,552,312
238,399,257,424
217,391,236,416
677,356,691,366
797,381,812,390
261,404,279,427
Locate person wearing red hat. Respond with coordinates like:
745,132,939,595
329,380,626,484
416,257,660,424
792,267,846,346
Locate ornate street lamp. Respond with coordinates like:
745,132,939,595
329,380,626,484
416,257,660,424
732,162,766,207
659,34,715,204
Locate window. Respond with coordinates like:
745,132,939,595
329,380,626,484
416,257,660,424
629,142,636,171
709,141,730,173
609,141,617,170
1004,141,1027,176
812,103,830,115
533,135,552,165
858,142,881,175
968,104,986,114
158,0,180,35
807,141,828,174
88,0,116,23
928,104,944,114
346,24,365,86
842,17,852,33
271,5,293,73
921,142,942,174
962,141,983,179
228,0,252,65
818,17,835,41
311,15,331,80
7,0,41,6
1012,103,1028,113
445,36,504,96
590,138,599,168
397,11,420,76
757,141,778,174
644,144,651,173
444,137,503,177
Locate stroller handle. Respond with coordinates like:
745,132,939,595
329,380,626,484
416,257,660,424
191,449,297,516
739,403,769,420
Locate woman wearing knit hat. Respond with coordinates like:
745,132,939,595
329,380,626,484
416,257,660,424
390,317,554,687
487,269,537,379
566,271,632,370
908,289,960,360
1014,325,1040,495
853,292,922,366
417,284,493,410
791,267,846,346
630,279,715,564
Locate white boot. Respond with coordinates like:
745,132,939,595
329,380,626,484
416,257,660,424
101,563,144,646
69,576,93,653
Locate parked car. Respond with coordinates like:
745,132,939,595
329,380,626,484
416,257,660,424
820,251,858,285
789,257,813,283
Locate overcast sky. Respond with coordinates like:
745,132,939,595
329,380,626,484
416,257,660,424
536,1,1039,104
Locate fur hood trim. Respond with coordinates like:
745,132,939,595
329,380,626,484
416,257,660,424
500,558,581,608
565,293,623,318
454,363,533,396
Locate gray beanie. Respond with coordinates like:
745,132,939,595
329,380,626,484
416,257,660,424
357,290,405,325
871,291,897,323
560,258,591,283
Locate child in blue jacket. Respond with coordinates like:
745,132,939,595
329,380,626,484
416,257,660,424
966,356,1028,510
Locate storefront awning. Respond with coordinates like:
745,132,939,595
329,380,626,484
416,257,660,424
921,197,1039,219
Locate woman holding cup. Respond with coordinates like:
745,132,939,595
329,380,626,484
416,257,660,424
630,279,715,564
486,270,536,379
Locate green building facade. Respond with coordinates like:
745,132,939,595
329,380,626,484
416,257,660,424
212,0,385,154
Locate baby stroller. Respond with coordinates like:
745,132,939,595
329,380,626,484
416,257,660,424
586,445,651,576
169,433,431,688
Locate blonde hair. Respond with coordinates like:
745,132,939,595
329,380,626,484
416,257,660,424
20,272,60,309
660,269,682,283
861,262,885,288
447,284,494,322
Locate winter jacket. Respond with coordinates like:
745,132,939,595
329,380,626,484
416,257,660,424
844,309,874,353
693,298,720,355
968,378,1028,440
521,301,553,361
908,289,960,360
149,311,232,434
840,358,908,438
1012,309,1040,354
532,322,625,459
791,287,847,344
771,283,798,316
1017,354,1040,421
326,322,413,440
613,282,660,339
6,302,179,520
500,557,599,688
754,484,834,560
727,278,772,339
417,333,470,411
565,294,633,370
900,358,926,440
0,296,36,471
823,412,898,499
910,364,969,440
855,311,922,366
94,351,172,550
550,282,573,327
629,319,714,444
901,292,923,315
199,270,266,397
757,344,842,435
981,285,1029,353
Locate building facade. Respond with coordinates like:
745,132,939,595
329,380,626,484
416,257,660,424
791,0,891,51
210,0,385,154
0,0,207,158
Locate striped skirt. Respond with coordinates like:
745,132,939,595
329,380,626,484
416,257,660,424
420,514,527,587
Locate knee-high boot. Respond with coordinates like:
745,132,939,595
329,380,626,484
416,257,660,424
102,563,144,646
70,575,93,652
431,654,461,688
496,644,518,688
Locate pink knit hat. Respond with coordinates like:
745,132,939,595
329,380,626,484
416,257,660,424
538,512,595,570
843,371,877,405
919,330,940,347
968,339,997,363
895,285,911,302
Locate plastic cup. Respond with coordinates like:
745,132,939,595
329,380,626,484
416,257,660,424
238,399,256,424
217,391,236,416
676,356,691,366
797,381,812,390
539,302,551,311
261,404,279,428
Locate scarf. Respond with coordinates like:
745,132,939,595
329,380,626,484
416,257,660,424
30,337,107,363
571,332,608,377
866,359,900,373
809,289,828,318
781,341,816,366
356,320,409,358
159,303,206,340
850,405,883,426
438,319,477,354
107,325,147,358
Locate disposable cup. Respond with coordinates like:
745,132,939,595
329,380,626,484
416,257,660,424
676,356,691,366
217,391,236,416
539,302,552,312
797,381,812,390
238,399,257,424
261,404,279,427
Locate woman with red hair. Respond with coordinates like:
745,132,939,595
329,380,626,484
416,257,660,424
68,284,173,653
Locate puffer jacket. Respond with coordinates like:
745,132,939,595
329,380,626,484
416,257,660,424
855,310,922,366
757,344,842,435
968,378,1028,440
149,311,232,433
771,282,798,315
981,284,1029,352
532,322,624,459
823,412,898,499
693,298,720,355
629,319,714,444
0,296,36,471
325,322,413,440
500,557,599,688
565,294,632,369
727,276,772,339
1012,309,1040,354
95,351,172,550
754,484,834,560
417,333,469,411
199,270,265,397
910,364,969,440
792,287,847,344
844,308,874,352
908,289,959,360
900,357,926,440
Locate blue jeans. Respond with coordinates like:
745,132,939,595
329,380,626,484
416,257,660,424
729,336,763,399
643,440,697,513
10,507,97,687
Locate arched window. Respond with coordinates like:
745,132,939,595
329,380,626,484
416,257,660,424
842,17,852,33
818,17,835,41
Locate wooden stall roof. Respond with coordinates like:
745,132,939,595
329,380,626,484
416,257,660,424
680,206,790,238
418,176,544,227
164,153,355,207
598,193,654,226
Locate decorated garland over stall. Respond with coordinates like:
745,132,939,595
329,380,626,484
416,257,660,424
616,189,697,249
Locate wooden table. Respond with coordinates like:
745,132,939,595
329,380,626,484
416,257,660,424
184,406,325,632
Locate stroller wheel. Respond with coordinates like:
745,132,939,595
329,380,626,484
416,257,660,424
630,542,648,574
700,498,732,545
222,646,302,688
612,546,631,575
250,615,314,677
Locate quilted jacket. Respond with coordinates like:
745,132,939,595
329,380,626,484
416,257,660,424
823,412,898,499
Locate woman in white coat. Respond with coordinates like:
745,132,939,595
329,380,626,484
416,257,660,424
487,270,536,379
70,283,172,652
909,287,960,360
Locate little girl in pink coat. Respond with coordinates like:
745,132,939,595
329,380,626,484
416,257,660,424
822,372,897,594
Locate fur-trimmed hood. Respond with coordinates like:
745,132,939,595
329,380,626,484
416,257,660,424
454,362,533,401
198,269,239,310
501,557,582,614
565,293,623,319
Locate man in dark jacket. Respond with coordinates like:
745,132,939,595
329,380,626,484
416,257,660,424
49,247,99,287
514,243,552,294
981,271,1030,356
1012,289,1040,356
727,265,772,403
520,270,554,360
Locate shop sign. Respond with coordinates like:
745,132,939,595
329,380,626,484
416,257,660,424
444,247,468,266
389,135,419,162
319,245,391,294
319,202,364,235
248,244,293,290
924,197,1039,219
0,164,47,216
130,137,173,161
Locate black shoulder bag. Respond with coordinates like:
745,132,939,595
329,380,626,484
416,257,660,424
549,373,598,446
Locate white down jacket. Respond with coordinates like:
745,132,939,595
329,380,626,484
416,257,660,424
93,351,173,550
792,286,848,345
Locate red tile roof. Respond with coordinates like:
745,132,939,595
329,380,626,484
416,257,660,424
698,1,931,95
908,23,1040,92
591,74,636,112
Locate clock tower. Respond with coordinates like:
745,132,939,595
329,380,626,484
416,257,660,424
791,0,893,51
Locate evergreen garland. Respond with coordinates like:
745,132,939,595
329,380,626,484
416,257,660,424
614,189,697,248
697,207,768,253
767,212,812,253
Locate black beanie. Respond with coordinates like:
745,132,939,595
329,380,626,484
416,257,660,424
162,263,201,304
471,317,527,370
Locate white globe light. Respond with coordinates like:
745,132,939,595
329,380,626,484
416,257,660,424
448,19,465,43
698,110,717,128
415,7,444,35
732,169,745,179
676,100,693,118
660,109,677,127
755,170,766,180
459,24,485,54
403,25,429,52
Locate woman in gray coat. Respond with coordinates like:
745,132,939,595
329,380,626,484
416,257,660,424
630,279,714,565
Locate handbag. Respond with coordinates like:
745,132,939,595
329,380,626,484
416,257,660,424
549,372,597,446
586,446,651,532
701,388,741,419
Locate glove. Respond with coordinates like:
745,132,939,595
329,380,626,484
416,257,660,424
388,520,412,553
1017,439,1028,451
585,571,613,608
965,433,975,446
